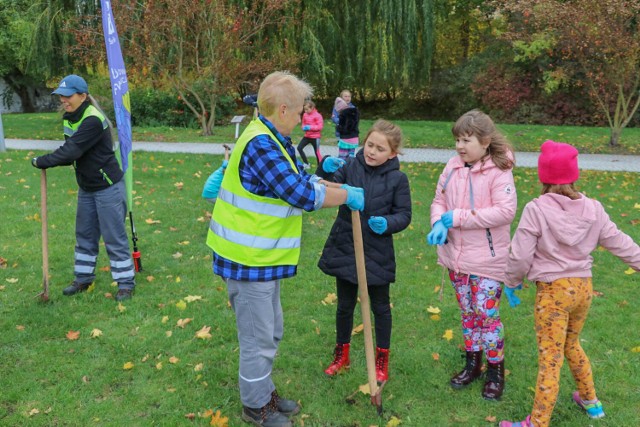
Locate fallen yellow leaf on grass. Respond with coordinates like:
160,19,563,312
210,409,229,427
145,218,161,224
322,293,337,304
359,383,371,395
176,318,193,328
631,346,640,353
196,326,212,339
90,328,103,338
351,324,364,335
624,268,636,275
485,415,497,422
175,300,187,310
184,295,202,303
66,330,80,340
123,362,134,370
5,278,18,284
156,362,163,370
162,316,169,324
117,302,126,313
386,416,402,427
432,353,440,361
442,329,453,341
430,314,441,321
169,356,179,364
426,306,441,314
194,363,204,372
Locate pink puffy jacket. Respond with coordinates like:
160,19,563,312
302,108,323,139
505,192,640,286
430,155,517,282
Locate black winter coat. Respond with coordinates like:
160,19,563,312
317,150,412,285
336,107,359,139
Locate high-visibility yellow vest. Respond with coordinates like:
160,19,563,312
206,119,303,267
63,105,108,137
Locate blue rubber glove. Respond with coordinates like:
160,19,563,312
441,210,454,229
302,125,311,131
504,284,522,308
322,156,346,173
426,220,449,245
368,216,387,234
201,160,228,201
341,184,364,211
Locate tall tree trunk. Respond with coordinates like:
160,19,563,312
609,128,621,147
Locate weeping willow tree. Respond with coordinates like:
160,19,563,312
279,0,435,99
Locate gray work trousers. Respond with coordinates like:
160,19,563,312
226,278,283,408
74,180,135,290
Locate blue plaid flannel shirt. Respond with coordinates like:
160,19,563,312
213,115,326,281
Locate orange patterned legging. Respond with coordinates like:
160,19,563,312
530,277,597,427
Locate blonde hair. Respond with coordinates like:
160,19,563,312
364,119,403,155
257,71,313,117
452,109,515,171
541,183,581,200
340,89,352,98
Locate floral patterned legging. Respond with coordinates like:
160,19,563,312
450,271,504,363
530,277,596,427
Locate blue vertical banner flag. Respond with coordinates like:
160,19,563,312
100,0,142,271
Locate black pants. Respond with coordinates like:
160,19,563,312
335,278,392,349
297,137,322,164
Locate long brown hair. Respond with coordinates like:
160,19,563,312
452,109,515,171
541,183,581,200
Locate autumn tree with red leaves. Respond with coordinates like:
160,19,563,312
496,0,640,146
86,0,298,135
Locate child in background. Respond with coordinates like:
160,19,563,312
297,100,324,169
427,109,517,401
317,119,412,383
331,89,354,137
500,141,640,427
334,95,360,159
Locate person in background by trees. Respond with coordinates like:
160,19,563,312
317,119,412,385
30,75,136,301
427,109,517,401
500,141,640,427
334,96,360,159
331,89,354,137
206,71,365,427
297,100,323,169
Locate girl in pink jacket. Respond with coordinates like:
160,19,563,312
500,141,640,427
297,100,324,169
427,109,517,401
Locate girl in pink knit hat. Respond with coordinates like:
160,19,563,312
500,140,640,427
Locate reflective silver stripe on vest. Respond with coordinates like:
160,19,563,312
217,187,302,218
210,221,300,250
64,126,74,137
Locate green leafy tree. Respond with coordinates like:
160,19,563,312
497,0,640,146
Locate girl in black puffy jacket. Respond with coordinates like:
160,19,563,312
317,119,412,383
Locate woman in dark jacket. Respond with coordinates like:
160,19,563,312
317,119,412,383
31,74,136,301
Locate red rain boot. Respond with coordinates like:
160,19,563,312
324,343,350,376
376,347,389,383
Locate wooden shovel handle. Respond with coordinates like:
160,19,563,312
351,210,379,398
40,169,49,299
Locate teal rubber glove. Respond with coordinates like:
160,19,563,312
341,184,364,211
323,156,346,173
368,216,387,234
504,284,522,308
302,125,311,131
202,160,228,201
427,220,449,245
441,210,454,228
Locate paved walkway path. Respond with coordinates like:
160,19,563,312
5,138,640,172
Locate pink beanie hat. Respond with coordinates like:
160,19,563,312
334,97,348,112
538,140,579,184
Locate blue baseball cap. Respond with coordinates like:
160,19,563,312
51,75,89,96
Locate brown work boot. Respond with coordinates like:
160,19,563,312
375,347,389,383
62,281,92,296
450,351,483,389
324,343,350,376
483,360,505,400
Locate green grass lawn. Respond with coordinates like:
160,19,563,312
3,112,640,154
1,149,639,426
